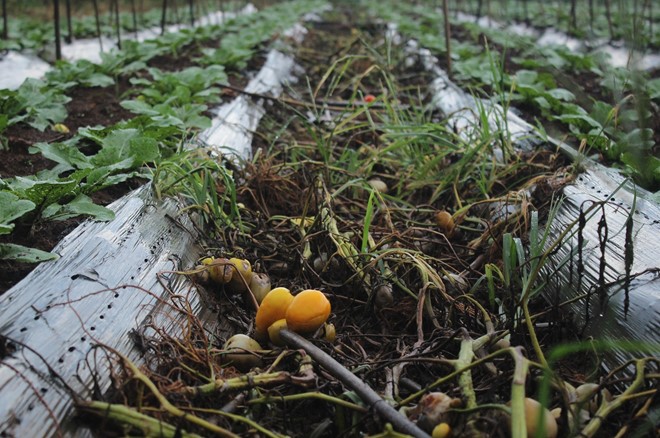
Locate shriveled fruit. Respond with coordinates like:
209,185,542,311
249,272,271,304
227,257,253,292
285,289,331,334
207,258,233,285
223,334,262,370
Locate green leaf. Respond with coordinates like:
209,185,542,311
648,78,660,100
89,128,160,167
42,194,115,221
120,99,161,116
514,70,539,86
29,139,92,171
0,243,58,263
548,88,575,102
0,191,36,234
8,177,78,208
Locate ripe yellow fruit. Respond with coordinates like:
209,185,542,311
432,423,452,438
285,289,331,334
255,287,294,339
267,319,288,347
434,210,455,237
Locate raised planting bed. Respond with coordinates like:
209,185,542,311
1,1,659,438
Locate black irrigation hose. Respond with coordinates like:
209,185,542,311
280,329,431,438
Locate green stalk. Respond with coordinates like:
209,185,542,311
580,359,651,437
79,401,203,438
120,354,239,437
510,346,529,438
456,330,477,409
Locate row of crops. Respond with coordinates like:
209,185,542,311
0,0,658,437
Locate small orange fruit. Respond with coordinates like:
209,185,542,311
285,289,331,334
255,287,294,339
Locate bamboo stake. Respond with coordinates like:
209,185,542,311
64,0,72,43
92,0,103,52
161,0,167,35
54,0,62,60
604,0,614,41
113,0,121,49
1,0,7,40
443,0,452,79
130,0,138,39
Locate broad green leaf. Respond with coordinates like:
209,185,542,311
90,128,160,167
0,191,36,234
8,177,78,208
514,70,539,86
42,194,115,222
120,99,161,116
649,78,660,100
0,243,58,263
548,88,575,102
29,139,92,171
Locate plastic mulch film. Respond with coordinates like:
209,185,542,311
453,11,660,71
397,26,660,370
0,34,302,436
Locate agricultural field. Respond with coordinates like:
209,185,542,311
0,0,658,437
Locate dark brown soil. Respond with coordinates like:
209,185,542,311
0,44,261,294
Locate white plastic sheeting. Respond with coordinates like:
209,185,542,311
0,26,302,436
395,26,660,370
454,11,660,71
60,4,258,64
0,51,51,90
201,50,301,159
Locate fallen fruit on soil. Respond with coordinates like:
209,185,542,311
255,287,295,339
249,272,272,303
520,397,558,438
321,322,336,342
285,289,331,334
413,392,461,432
367,178,388,193
431,422,452,438
206,257,234,285
223,334,263,371
434,210,455,237
227,257,253,292
267,318,288,346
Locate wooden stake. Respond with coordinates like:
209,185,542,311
64,0,72,43
443,0,452,79
54,0,62,60
1,0,7,40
